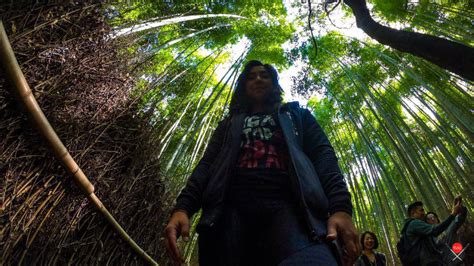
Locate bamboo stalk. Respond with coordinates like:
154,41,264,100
0,20,158,266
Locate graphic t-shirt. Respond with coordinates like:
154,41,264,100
237,113,289,170
227,113,293,211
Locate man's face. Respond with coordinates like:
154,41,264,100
245,66,273,104
412,206,425,220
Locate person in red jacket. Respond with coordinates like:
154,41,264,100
164,60,360,265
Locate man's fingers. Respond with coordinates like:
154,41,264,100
164,226,183,263
164,227,179,262
343,234,358,258
353,230,361,255
455,195,462,203
180,219,190,242
326,212,360,265
340,229,360,266
326,220,338,241
343,254,358,266
164,236,178,263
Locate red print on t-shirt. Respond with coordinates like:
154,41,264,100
238,114,289,170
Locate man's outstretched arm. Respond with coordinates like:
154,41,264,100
408,201,462,237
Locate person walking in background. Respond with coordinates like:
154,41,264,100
355,231,386,266
163,60,360,265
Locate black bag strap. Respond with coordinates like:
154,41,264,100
402,219,420,251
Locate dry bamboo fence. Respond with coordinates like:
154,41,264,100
1,2,174,265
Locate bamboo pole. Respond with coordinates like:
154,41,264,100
0,20,158,266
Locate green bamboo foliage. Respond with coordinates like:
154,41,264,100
112,14,246,38
307,24,472,262
405,3,474,45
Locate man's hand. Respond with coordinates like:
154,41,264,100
164,210,190,265
326,211,361,266
454,195,462,205
451,198,462,216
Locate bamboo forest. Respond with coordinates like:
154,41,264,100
1,0,473,265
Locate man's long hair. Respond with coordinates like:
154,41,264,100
229,60,284,114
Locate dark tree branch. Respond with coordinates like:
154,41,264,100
325,0,341,15
308,0,318,56
343,0,474,81
324,0,353,30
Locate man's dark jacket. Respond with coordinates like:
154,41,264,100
404,215,455,265
173,102,352,240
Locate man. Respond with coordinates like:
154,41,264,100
164,60,360,265
425,197,468,265
402,200,462,266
